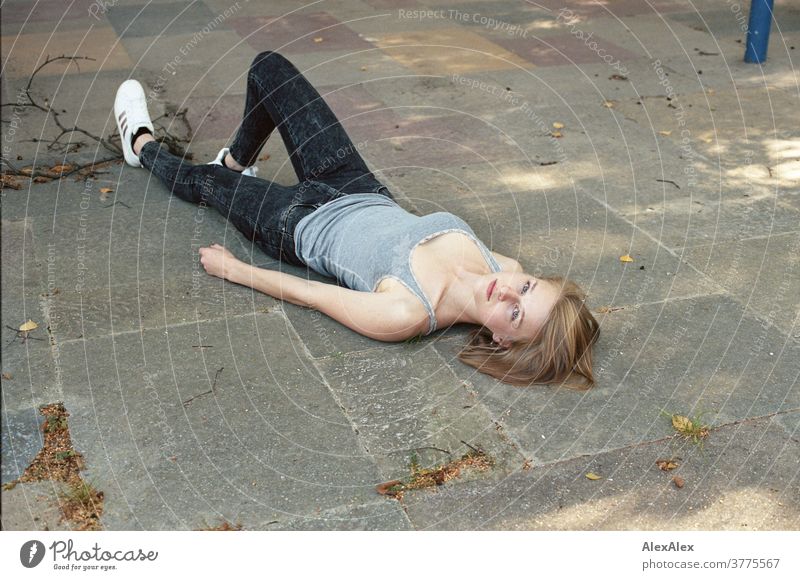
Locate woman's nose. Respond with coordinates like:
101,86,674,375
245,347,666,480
498,285,512,301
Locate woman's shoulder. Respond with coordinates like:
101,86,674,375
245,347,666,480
491,251,523,273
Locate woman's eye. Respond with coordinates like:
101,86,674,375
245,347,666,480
522,281,531,294
511,305,520,321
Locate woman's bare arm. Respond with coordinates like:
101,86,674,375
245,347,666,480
200,244,426,341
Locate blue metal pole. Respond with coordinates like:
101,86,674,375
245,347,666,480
744,0,775,63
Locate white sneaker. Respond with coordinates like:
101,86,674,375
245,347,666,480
114,80,155,168
208,147,258,177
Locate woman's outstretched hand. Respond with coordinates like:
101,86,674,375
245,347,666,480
199,243,242,280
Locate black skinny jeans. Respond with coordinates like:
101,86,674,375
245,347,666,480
139,51,393,267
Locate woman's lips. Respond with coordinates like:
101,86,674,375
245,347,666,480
487,279,497,301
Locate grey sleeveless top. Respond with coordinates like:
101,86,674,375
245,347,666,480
294,193,503,335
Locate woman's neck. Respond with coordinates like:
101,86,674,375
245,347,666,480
437,264,485,327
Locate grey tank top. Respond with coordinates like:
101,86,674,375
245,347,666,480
294,193,502,335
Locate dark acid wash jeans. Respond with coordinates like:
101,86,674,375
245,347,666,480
138,51,393,267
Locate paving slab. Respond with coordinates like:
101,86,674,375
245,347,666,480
105,1,222,40
315,346,526,480
1,0,99,36
120,31,257,98
0,348,61,413
0,27,134,80
1,407,45,485
681,232,800,337
372,28,531,75
286,48,414,89
53,311,384,529
775,410,800,437
269,500,412,530
435,295,799,464
41,274,279,343
399,416,800,530
229,11,374,55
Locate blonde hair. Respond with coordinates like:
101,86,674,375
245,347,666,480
457,277,600,389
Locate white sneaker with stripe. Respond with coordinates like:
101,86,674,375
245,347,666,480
114,80,155,168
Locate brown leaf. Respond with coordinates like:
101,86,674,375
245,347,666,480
596,305,625,314
20,167,34,176
50,164,73,174
585,472,602,480
550,130,563,138
33,176,52,183
552,122,565,129
313,37,323,43
1,372,13,380
434,466,459,485
609,74,628,81
656,459,679,471
376,480,403,496
99,187,114,193
1,175,23,189
619,254,634,263
672,476,685,488
258,154,271,161
658,130,672,136
603,100,617,108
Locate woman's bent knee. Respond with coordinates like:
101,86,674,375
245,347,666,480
251,50,290,73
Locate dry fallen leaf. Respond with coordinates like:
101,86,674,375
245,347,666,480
603,100,616,108
585,472,602,480
609,74,628,81
100,187,114,194
360,66,367,71
375,480,403,496
673,476,685,488
33,176,52,183
550,130,563,138
552,122,564,129
1,372,13,380
658,130,672,136
619,254,634,263
50,164,73,174
596,305,625,314
656,459,679,471
1,175,23,189
19,320,38,332
313,37,323,43
258,154,271,161
20,167,34,176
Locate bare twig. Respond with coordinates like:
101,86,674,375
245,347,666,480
459,440,484,455
182,367,224,408
2,54,194,182
656,178,681,189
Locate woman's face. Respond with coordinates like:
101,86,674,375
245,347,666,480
477,272,561,347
